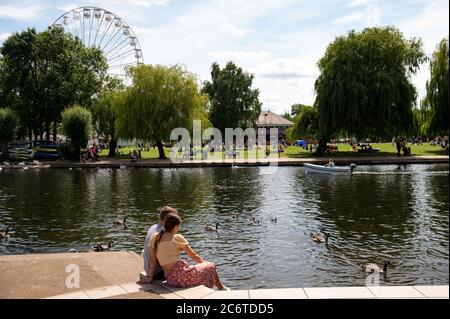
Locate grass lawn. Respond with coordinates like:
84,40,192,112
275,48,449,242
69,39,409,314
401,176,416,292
284,143,449,158
98,143,448,160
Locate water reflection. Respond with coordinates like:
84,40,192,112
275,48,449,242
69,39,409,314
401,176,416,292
0,164,448,289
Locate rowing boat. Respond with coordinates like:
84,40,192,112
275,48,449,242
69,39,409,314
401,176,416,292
304,163,356,174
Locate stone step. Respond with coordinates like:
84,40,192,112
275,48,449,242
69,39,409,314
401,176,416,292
46,284,449,299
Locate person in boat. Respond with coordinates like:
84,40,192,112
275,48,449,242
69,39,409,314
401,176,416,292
144,212,227,290
324,159,335,167
139,206,178,282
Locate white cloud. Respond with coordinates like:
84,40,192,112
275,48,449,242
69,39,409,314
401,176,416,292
347,0,370,7
132,26,158,37
208,50,271,64
254,57,317,80
399,1,449,53
220,24,254,37
57,4,82,13
332,3,380,26
399,0,449,101
40,0,448,113
88,0,170,8
0,32,11,41
0,5,42,21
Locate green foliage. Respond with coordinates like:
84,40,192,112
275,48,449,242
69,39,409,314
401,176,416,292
115,64,209,159
92,91,119,139
202,61,262,134
422,38,449,136
61,105,93,160
0,26,107,140
290,103,310,116
0,107,18,143
315,26,426,141
282,111,293,122
92,89,125,157
286,106,319,140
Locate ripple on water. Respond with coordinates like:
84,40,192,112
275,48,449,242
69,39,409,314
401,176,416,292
0,164,448,289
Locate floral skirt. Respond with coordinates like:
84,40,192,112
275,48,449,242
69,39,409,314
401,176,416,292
165,260,217,288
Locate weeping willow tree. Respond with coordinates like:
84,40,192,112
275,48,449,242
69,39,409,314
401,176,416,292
314,27,426,155
115,64,210,159
286,105,319,141
421,38,449,136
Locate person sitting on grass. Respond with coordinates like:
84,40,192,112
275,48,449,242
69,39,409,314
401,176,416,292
130,149,139,162
143,213,227,290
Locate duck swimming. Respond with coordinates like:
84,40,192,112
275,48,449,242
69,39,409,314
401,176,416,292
206,223,220,231
0,226,10,239
91,241,114,252
310,232,330,243
113,217,127,225
361,261,391,274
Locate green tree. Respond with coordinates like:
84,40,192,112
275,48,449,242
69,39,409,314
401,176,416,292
286,106,319,141
202,62,262,134
282,111,293,122
0,108,18,160
314,26,426,155
290,103,309,116
61,105,93,161
0,28,38,140
92,89,124,157
422,38,449,136
116,64,209,159
0,26,107,141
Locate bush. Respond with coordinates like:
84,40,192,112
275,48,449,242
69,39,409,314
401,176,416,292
0,108,19,160
61,105,92,161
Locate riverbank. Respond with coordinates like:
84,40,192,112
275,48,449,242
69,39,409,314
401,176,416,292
0,252,447,299
0,155,448,170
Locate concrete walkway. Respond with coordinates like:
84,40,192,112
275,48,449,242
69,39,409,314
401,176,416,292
0,251,161,299
1,252,447,299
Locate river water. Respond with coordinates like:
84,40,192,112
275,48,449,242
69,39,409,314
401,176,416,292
0,164,448,289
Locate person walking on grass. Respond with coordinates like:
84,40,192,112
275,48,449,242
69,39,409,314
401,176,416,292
396,138,402,157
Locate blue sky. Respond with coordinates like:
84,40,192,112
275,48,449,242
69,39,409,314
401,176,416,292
0,0,448,114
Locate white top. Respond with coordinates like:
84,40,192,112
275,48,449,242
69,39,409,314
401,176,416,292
143,223,163,274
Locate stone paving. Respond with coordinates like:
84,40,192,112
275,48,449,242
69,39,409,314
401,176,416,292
1,248,448,300
46,280,448,299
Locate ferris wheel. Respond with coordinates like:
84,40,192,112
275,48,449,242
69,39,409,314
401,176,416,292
52,6,144,79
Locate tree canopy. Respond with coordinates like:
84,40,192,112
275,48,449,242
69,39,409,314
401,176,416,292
0,107,18,160
61,105,93,161
0,26,107,141
115,64,209,159
290,103,310,117
315,26,426,145
92,89,125,157
286,106,319,141
202,62,262,134
422,37,449,136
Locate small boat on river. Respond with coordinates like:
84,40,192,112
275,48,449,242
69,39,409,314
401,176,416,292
304,163,356,174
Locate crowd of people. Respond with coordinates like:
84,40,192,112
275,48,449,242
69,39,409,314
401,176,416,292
139,206,228,290
429,135,449,149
